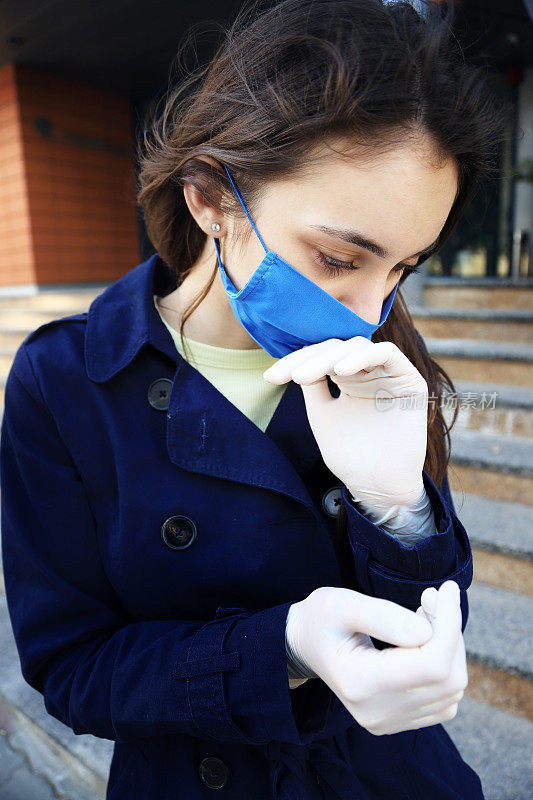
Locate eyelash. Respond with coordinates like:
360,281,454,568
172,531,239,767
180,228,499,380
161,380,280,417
314,249,420,278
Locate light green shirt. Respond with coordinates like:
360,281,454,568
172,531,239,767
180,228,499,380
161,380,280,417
154,295,288,433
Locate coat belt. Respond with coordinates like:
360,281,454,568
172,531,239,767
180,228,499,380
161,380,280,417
262,735,366,799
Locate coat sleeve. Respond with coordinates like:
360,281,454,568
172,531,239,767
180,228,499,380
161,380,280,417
340,466,472,634
0,345,348,746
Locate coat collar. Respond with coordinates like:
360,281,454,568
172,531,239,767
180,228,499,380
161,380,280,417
85,252,179,383
85,253,326,513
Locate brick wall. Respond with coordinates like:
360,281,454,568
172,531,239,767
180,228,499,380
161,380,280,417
0,64,34,285
0,63,140,287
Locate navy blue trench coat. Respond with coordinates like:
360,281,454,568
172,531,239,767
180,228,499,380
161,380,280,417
0,252,484,800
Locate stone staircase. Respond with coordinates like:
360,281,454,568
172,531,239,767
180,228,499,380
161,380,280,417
0,279,531,799
412,279,533,798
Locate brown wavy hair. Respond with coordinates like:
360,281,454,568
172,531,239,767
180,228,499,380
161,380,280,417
135,0,510,504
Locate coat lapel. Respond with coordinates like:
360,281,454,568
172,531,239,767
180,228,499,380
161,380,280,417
166,354,324,515
85,251,325,515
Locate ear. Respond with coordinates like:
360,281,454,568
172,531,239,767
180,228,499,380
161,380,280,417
182,155,227,238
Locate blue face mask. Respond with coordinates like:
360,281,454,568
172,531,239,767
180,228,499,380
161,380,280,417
212,164,399,358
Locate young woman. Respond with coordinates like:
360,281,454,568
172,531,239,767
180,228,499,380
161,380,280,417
1,0,509,798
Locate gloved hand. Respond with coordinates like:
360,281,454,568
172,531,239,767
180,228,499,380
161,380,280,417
263,336,429,508
285,581,468,735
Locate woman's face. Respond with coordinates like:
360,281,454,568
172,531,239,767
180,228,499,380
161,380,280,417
221,137,458,326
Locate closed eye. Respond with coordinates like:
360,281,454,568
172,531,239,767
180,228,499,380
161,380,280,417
313,249,420,278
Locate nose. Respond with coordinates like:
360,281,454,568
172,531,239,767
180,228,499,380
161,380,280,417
341,284,390,326
352,306,381,326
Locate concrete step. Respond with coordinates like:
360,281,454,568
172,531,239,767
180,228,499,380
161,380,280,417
443,379,533,439
413,306,533,343
0,351,19,374
443,695,533,800
448,427,533,505
0,308,92,331
0,314,90,349
0,722,85,800
464,582,532,680
450,490,533,595
450,490,533,559
0,727,61,800
462,583,533,721
449,428,533,476
424,277,533,310
425,337,533,386
0,328,45,348
0,594,110,799
0,318,90,349
0,286,107,311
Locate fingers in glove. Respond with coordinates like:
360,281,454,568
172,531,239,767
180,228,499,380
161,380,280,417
263,338,360,384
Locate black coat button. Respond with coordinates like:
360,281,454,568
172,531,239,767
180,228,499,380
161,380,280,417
161,516,197,550
147,378,173,410
322,486,343,517
199,756,229,789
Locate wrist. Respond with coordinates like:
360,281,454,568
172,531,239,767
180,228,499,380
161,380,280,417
286,637,314,679
285,604,318,680
348,479,426,518
350,484,437,543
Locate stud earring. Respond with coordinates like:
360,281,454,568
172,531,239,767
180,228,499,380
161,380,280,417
211,222,221,232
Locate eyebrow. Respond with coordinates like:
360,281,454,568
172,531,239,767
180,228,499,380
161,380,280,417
309,224,439,261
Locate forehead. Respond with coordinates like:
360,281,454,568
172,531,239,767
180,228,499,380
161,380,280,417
261,138,458,250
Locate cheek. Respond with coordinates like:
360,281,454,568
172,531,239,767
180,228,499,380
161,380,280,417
219,242,265,291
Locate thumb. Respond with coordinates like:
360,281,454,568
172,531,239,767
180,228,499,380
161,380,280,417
421,586,439,619
424,580,462,657
299,377,337,410
337,590,433,648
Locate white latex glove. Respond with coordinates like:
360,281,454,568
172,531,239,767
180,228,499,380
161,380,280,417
351,482,437,546
285,580,468,735
263,336,429,508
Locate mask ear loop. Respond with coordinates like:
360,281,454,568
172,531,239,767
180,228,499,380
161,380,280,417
219,164,269,255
